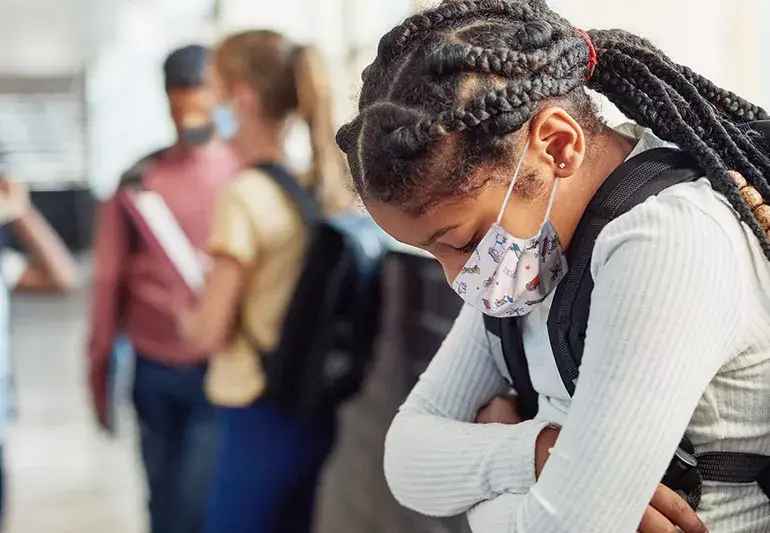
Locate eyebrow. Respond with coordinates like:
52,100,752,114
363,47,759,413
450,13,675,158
418,225,458,247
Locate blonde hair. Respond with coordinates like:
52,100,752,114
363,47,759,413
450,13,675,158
214,30,351,214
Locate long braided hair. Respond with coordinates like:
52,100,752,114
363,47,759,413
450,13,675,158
335,0,770,259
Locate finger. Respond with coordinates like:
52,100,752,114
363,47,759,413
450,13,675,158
650,485,707,533
475,408,492,424
638,506,677,533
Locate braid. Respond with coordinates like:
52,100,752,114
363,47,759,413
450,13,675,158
338,0,770,259
591,36,770,199
379,0,545,63
588,31,770,258
679,65,768,123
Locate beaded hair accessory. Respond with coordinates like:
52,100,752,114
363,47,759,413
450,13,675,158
728,170,770,240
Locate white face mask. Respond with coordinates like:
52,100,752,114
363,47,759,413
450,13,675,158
451,138,568,318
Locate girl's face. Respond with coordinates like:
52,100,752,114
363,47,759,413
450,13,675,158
366,109,589,284
367,161,547,283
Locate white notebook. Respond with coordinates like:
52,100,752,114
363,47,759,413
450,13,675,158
119,190,205,294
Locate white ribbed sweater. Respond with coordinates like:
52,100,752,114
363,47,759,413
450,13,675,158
383,129,770,532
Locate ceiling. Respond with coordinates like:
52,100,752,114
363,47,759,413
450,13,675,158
0,0,121,74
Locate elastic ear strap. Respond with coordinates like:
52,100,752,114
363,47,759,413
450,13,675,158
497,137,532,224
544,178,560,221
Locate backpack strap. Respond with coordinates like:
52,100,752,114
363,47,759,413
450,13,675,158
118,147,169,252
119,148,168,190
484,315,539,420
547,148,702,394
256,163,322,226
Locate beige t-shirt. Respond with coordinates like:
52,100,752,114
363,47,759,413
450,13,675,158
205,168,308,406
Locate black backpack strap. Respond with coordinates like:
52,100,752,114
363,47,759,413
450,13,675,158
547,148,702,394
256,163,322,226
119,147,168,189
699,452,770,500
117,147,169,252
483,315,539,420
544,146,770,507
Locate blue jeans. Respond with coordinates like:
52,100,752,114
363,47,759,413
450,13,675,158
205,400,335,533
133,356,218,533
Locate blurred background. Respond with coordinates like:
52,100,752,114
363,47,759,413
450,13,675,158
3,0,769,532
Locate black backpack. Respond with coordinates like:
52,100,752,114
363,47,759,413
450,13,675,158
254,164,388,426
485,125,770,509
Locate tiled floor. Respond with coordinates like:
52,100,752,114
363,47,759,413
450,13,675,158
7,287,145,533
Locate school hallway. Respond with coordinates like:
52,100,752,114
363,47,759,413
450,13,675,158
3,256,462,533
5,261,145,533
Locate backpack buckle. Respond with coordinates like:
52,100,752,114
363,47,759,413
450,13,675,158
662,444,701,500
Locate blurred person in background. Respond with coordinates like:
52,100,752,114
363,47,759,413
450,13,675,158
0,174,77,523
88,44,240,533
175,30,350,533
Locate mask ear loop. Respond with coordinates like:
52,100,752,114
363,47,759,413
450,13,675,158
496,137,531,224
543,177,560,223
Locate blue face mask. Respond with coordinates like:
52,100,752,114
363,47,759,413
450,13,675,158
213,105,238,140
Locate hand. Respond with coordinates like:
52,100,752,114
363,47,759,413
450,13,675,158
475,395,523,425
0,177,30,224
535,425,560,478
638,484,707,532
530,424,706,533
89,360,110,432
174,300,195,340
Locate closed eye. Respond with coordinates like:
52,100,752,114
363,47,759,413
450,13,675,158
453,233,480,255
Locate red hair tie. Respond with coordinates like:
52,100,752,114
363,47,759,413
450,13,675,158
577,29,598,82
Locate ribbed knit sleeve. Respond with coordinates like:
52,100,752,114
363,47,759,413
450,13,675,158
463,189,743,531
383,304,553,517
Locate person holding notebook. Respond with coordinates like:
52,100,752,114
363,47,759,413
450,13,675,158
87,44,240,533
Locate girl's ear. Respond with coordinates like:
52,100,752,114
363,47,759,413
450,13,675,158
529,106,586,178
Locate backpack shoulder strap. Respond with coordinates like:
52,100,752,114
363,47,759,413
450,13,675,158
547,147,702,395
117,147,169,252
119,147,169,190
256,163,322,226
483,315,539,420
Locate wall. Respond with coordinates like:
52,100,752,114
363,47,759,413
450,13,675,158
551,0,767,124
408,0,768,124
85,0,216,198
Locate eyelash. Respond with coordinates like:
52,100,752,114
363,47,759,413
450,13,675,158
456,234,480,255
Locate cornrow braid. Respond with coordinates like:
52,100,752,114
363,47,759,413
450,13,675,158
379,0,546,63
337,0,770,259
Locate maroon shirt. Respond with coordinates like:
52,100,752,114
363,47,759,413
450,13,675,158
88,142,241,369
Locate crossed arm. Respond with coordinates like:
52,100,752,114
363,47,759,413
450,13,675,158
384,196,736,531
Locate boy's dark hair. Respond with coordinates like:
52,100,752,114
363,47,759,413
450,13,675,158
163,44,210,90
336,0,770,259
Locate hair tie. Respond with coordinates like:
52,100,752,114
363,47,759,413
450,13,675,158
577,30,598,82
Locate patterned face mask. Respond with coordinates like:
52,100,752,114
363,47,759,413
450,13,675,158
451,138,568,318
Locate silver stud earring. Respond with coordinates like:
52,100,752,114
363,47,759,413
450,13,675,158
558,162,567,169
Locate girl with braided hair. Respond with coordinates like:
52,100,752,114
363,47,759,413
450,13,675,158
336,1,770,531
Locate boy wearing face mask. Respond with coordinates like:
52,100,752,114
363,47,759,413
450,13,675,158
88,44,240,533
